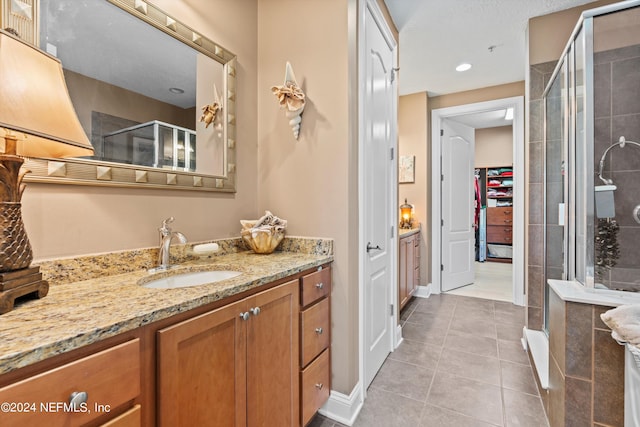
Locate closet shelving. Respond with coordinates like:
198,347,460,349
478,166,513,263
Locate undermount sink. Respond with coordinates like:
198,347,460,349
141,270,242,289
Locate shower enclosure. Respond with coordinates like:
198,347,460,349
543,1,640,329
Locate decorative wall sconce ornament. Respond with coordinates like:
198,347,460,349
199,84,222,128
271,62,306,139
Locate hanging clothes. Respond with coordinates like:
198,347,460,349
474,174,481,229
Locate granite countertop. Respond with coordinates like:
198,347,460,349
0,237,333,375
399,225,421,237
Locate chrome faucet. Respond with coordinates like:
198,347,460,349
155,217,187,271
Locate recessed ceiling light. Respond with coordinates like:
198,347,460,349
456,63,472,72
169,87,184,94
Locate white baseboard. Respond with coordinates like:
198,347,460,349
318,382,364,426
413,283,432,298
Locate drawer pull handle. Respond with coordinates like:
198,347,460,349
315,383,324,390
250,307,261,316
315,327,324,335
504,220,512,223
316,282,324,290
239,312,250,321
69,391,88,410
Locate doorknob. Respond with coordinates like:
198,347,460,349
366,242,382,253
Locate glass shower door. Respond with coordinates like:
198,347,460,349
544,58,568,333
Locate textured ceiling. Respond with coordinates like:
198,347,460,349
384,0,598,96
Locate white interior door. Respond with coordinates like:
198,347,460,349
441,119,475,292
363,1,396,389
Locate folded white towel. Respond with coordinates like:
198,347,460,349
601,304,640,346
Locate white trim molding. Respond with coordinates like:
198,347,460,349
413,284,432,298
319,383,364,426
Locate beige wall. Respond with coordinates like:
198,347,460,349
428,81,525,112
398,93,429,286
529,0,618,65
475,126,513,168
22,0,259,260
256,0,396,395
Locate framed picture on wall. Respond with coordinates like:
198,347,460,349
399,155,415,184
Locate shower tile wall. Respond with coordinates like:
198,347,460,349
528,60,558,330
594,44,640,292
547,288,625,427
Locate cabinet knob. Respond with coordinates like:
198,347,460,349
250,307,261,316
69,391,88,410
239,312,250,321
315,383,324,390
316,282,324,290
315,327,323,335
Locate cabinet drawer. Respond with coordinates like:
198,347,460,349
487,207,513,225
486,225,512,243
301,267,331,307
301,298,330,367
300,349,330,427
100,404,141,427
0,339,140,427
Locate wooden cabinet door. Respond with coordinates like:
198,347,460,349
399,237,408,309
157,299,247,427
406,235,415,293
246,280,299,427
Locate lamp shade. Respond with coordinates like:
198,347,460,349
0,29,94,158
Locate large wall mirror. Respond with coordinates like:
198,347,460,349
15,0,237,192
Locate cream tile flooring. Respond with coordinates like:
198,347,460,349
447,261,513,302
310,293,549,427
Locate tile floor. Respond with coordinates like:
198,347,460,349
310,293,549,427
447,262,513,302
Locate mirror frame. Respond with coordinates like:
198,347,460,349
16,0,237,192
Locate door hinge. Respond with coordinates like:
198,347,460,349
441,219,444,227
390,147,394,160
440,129,444,136
390,304,394,316
390,67,399,83
441,174,444,182
441,264,444,271
391,225,395,238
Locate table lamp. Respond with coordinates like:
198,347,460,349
0,29,94,313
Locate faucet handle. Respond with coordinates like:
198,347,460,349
159,217,175,236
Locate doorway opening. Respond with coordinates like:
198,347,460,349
431,97,525,306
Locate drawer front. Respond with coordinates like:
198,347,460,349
301,298,330,367
100,404,141,427
301,267,331,307
486,207,513,225
0,339,140,427
300,349,330,427
486,225,512,243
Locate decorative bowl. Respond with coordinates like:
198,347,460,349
241,228,285,254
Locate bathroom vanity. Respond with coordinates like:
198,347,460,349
398,227,420,311
0,238,333,427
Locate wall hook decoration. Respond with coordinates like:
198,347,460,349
271,62,306,139
199,84,222,128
